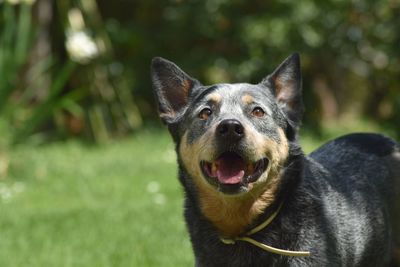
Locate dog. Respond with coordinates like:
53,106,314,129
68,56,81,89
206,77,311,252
151,53,400,266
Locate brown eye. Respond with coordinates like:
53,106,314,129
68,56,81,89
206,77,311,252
252,107,265,117
199,108,212,120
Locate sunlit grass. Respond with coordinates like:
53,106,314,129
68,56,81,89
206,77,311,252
2,130,191,267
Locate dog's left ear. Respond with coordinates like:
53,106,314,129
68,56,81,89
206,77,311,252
261,53,304,129
151,57,199,124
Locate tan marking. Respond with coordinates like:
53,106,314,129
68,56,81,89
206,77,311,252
242,94,254,105
247,127,289,183
179,127,290,237
195,186,280,237
207,93,222,104
182,78,192,96
179,130,217,188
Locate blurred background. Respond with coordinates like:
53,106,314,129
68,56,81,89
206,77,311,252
0,0,399,266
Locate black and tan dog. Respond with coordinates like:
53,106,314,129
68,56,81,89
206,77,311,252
151,53,400,267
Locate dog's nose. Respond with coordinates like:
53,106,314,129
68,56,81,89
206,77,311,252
217,119,244,141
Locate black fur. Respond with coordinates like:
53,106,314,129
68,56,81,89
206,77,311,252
151,54,400,266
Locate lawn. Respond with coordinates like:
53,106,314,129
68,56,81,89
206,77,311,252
0,123,394,266
1,130,191,267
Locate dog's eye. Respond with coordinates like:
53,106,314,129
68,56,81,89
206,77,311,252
199,108,212,120
251,107,265,117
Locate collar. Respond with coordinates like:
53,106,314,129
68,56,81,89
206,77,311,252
219,203,311,257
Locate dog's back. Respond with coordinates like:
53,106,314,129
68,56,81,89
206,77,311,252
309,133,400,266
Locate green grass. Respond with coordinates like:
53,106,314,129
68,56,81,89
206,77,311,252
1,130,191,267
0,123,394,266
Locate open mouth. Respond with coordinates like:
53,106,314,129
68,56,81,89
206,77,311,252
200,152,269,188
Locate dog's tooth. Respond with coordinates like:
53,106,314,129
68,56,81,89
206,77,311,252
211,163,217,176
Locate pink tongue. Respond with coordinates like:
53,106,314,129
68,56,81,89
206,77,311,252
216,153,246,184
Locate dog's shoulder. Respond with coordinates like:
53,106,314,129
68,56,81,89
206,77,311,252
311,133,397,177
311,133,398,159
308,133,400,210
308,133,397,175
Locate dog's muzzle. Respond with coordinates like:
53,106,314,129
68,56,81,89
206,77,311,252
198,119,270,194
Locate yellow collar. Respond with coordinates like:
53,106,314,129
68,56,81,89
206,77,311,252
220,203,311,257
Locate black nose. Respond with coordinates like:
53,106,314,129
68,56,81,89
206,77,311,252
217,119,244,141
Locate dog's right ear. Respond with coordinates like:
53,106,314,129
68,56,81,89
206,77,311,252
261,53,304,131
151,57,199,124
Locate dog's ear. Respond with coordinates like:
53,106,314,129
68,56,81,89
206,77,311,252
151,57,199,124
261,53,304,130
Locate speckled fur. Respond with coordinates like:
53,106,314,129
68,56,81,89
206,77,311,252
151,54,400,266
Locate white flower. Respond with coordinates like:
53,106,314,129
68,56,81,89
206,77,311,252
66,30,99,64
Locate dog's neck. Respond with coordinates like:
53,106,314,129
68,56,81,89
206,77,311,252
196,182,281,237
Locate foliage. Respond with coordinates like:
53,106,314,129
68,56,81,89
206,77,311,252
1,0,399,145
56,0,143,142
0,0,142,146
0,2,34,177
98,0,399,137
0,3,31,109
0,2,79,146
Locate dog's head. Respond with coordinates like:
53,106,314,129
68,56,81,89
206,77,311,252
151,54,303,196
